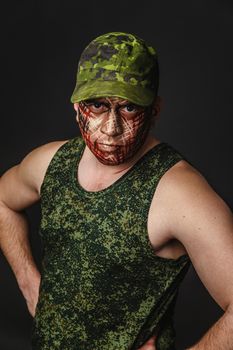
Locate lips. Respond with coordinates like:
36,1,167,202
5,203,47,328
97,143,121,152
99,143,120,146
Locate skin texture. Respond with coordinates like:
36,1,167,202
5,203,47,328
0,96,233,349
76,97,153,165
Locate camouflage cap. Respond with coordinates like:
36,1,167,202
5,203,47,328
70,32,159,106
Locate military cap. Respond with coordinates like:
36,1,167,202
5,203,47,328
70,32,159,106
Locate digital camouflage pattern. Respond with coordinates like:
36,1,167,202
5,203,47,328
70,32,159,106
31,137,190,349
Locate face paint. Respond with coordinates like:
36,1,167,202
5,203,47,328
77,97,152,165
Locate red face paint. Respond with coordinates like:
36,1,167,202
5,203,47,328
77,98,152,165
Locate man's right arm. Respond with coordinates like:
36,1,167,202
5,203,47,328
0,141,67,316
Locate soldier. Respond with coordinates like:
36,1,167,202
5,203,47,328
0,32,233,349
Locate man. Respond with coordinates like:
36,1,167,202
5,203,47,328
0,32,232,350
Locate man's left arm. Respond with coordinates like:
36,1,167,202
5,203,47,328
161,163,233,350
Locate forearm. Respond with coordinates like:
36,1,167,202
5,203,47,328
0,202,40,313
187,306,233,350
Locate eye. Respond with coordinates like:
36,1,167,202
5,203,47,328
93,102,102,109
122,104,136,112
120,104,144,117
125,104,136,112
85,101,109,114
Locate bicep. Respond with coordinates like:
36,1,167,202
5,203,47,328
164,166,233,311
0,140,67,212
0,164,40,211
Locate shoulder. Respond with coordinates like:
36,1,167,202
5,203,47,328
154,159,232,240
158,159,207,190
157,159,218,203
18,140,69,193
11,140,69,198
156,159,222,211
20,140,68,167
0,140,69,210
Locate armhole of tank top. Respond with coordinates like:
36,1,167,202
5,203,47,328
39,137,82,197
145,144,191,263
165,149,191,262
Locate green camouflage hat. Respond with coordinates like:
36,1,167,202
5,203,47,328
70,32,159,106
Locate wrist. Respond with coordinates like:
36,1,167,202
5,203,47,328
17,266,41,317
17,265,41,297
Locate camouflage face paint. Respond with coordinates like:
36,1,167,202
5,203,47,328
77,97,152,165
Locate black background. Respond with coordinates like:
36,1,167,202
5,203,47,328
1,0,233,349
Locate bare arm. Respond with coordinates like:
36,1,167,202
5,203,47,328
157,162,233,349
0,141,66,315
0,199,40,316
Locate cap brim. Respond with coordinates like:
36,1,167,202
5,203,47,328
70,80,155,106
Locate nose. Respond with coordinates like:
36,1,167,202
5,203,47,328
100,111,123,136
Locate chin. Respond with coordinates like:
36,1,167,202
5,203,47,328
97,158,125,166
95,152,134,166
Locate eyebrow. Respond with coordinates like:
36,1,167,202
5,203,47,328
86,98,137,106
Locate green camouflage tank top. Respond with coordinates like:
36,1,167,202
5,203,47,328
31,137,191,350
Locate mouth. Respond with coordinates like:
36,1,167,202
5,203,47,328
99,143,121,146
97,143,122,151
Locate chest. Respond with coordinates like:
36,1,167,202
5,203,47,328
77,166,187,259
41,178,186,266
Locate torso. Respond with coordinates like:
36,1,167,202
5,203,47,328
36,136,188,260
34,136,188,260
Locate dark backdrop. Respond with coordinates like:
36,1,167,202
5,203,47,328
1,1,233,349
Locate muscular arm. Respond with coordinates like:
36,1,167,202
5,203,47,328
0,200,40,316
0,141,66,315
156,162,233,349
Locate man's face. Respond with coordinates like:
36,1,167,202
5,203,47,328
75,97,153,166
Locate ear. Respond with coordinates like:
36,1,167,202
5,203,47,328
149,96,162,128
73,103,80,123
152,96,162,117
73,102,79,112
